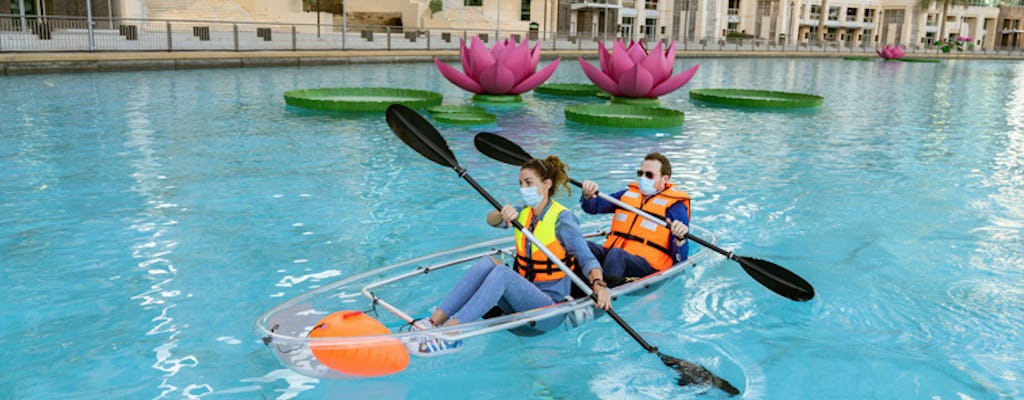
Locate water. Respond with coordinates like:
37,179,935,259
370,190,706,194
1,57,1022,399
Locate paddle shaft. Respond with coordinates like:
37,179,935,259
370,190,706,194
460,172,661,353
570,178,738,261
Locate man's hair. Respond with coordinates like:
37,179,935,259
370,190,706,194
644,152,671,177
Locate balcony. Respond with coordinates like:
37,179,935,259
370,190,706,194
570,0,622,10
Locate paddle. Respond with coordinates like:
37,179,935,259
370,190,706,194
385,104,740,396
474,132,815,302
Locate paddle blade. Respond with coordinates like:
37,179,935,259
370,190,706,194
385,104,458,169
474,132,532,165
659,353,741,396
735,256,815,301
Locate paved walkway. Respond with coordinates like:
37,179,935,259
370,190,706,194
1,49,1019,76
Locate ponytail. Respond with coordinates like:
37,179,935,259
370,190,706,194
522,156,571,197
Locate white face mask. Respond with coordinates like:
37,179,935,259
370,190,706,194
638,177,657,195
520,186,543,208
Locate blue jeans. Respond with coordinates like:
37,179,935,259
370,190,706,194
586,241,657,279
438,256,565,332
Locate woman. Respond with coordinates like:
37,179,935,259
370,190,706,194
409,156,612,356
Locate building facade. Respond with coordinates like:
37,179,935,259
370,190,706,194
7,0,1024,50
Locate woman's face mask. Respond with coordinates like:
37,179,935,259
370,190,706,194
520,186,543,208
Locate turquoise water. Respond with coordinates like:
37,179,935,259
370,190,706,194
2,57,1022,399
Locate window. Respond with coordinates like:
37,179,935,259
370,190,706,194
728,0,740,14
810,5,820,19
645,18,657,36
646,0,658,10
828,6,839,21
465,0,482,6
863,9,874,23
520,0,530,21
846,8,857,21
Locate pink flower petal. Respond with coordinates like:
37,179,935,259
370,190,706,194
609,40,637,81
647,63,699,97
501,39,533,84
579,57,621,96
617,64,655,98
663,41,678,77
467,36,495,81
626,40,648,66
478,61,517,94
510,58,561,94
529,40,542,71
639,44,668,85
598,41,612,73
460,38,472,77
491,39,510,60
435,58,484,93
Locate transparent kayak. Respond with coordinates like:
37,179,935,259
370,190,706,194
254,222,717,379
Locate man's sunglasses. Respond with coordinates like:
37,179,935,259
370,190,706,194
636,170,656,179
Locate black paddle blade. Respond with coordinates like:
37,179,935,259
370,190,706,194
736,256,815,301
659,352,741,396
474,132,532,165
385,104,458,169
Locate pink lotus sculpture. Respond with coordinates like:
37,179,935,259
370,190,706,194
876,45,905,60
957,35,973,43
577,39,699,99
433,35,560,96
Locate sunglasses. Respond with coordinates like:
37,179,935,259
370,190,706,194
636,170,657,179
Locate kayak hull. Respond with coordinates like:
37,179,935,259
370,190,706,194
255,223,717,379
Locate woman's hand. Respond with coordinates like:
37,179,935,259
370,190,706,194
500,204,518,223
591,279,612,310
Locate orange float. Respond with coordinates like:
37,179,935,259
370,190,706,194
308,310,410,377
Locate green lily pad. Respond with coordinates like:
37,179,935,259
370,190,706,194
689,88,823,108
432,112,497,125
900,58,941,63
564,104,684,128
843,56,876,62
610,97,661,106
426,105,487,114
535,83,604,97
284,87,442,112
472,94,524,104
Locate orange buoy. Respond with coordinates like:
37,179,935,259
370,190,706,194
308,310,410,377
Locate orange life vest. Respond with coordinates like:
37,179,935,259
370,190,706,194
513,201,577,282
602,183,691,271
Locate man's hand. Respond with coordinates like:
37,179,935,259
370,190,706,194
581,180,599,200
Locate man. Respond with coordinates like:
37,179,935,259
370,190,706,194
579,152,691,281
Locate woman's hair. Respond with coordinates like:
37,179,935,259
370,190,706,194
522,155,571,197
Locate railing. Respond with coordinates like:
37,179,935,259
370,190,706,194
2,14,1023,56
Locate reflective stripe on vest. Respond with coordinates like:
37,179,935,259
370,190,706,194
514,201,576,282
602,183,691,271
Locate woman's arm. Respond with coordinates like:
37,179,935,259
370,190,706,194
555,210,612,310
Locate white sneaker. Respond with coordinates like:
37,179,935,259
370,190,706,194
405,318,462,357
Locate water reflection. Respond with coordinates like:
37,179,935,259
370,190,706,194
122,81,194,398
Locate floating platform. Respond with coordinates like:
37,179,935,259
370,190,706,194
564,104,684,128
689,88,824,108
899,58,942,63
426,104,497,125
535,83,605,97
284,87,443,112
